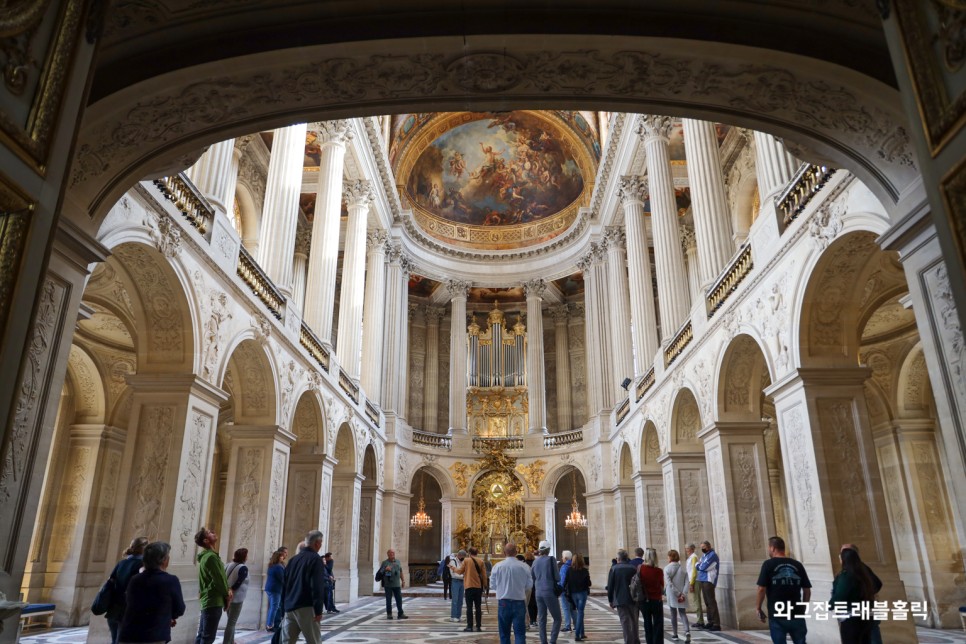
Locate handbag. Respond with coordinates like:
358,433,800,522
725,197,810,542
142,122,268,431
629,564,649,603
91,576,116,616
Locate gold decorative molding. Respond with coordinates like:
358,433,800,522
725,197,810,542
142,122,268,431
515,459,547,495
0,172,35,340
893,1,966,155
940,154,966,282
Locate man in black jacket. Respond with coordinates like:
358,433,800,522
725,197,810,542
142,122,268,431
607,549,640,644
279,530,326,644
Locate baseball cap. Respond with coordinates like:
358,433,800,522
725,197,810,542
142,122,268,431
538,540,551,552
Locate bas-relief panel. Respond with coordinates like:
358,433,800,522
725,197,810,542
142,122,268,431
730,443,764,561
92,450,122,563
622,495,636,550
910,439,953,557
330,486,349,555
130,405,175,539
175,412,211,559
645,483,668,556
783,406,820,560
52,446,91,562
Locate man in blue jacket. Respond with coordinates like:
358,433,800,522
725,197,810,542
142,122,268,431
696,540,721,631
279,530,327,644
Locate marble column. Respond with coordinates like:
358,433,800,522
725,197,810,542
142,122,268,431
577,246,613,414
447,280,470,433
187,138,236,216
524,279,548,433
753,131,798,199
550,305,573,432
336,179,374,379
361,231,389,404
682,118,735,285
680,224,701,307
256,123,306,297
221,425,294,627
618,176,659,374
423,306,444,433
765,368,916,642
702,423,776,628
381,246,408,416
291,225,310,313
603,228,634,398
303,120,352,344
637,116,689,337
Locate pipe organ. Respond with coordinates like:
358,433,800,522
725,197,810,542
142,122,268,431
467,302,529,436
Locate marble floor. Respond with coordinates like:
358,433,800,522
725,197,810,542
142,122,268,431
20,596,966,643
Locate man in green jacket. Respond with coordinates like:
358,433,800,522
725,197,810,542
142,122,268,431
194,527,231,644
379,549,408,620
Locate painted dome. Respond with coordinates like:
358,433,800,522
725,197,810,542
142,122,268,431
393,111,599,250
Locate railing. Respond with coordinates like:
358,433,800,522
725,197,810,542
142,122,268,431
412,430,452,450
299,321,330,372
237,247,284,319
365,399,381,427
472,436,524,452
616,397,630,425
776,164,836,225
636,367,655,402
664,320,693,367
706,244,754,318
543,429,583,449
153,174,215,236
408,564,440,586
339,368,359,404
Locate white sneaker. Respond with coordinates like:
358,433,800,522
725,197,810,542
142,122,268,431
671,636,679,641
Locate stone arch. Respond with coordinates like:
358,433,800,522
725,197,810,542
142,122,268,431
233,181,262,253
897,344,933,420
221,338,278,425
332,422,357,472
65,344,107,424
289,390,327,453
104,242,196,374
552,464,589,558
541,461,589,500
328,422,360,601
467,465,528,499
716,333,772,422
619,443,634,485
640,421,662,472
670,388,702,452
414,462,456,500
409,466,444,566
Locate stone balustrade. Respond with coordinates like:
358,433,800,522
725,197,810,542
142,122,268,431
664,320,693,367
636,367,655,402
412,430,452,450
237,246,284,319
543,429,583,449
299,321,331,372
153,173,215,236
706,243,754,318
776,164,836,225
339,367,360,403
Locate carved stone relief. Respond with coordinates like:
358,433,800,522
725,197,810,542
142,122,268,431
235,447,263,548
53,446,91,561
131,405,174,537
783,407,819,557
817,398,871,548
177,412,210,558
732,444,763,559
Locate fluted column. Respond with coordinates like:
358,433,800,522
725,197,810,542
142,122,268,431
381,244,407,415
423,306,444,433
447,280,470,434
578,244,613,413
291,225,310,313
680,224,701,307
303,120,352,344
336,179,374,379
550,305,573,432
637,116,689,338
395,258,414,421
603,228,634,398
524,280,548,433
618,176,659,374
256,123,307,297
361,231,389,403
753,132,799,199
683,118,735,285
187,138,236,216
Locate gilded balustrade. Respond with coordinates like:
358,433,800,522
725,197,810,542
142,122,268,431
153,174,215,235
616,397,630,424
472,436,524,452
706,244,754,318
664,320,693,367
339,368,360,404
237,247,284,319
636,367,655,402
365,400,381,427
299,321,331,372
776,164,836,225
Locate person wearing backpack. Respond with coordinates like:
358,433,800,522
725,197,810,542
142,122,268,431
101,536,149,644
607,549,640,644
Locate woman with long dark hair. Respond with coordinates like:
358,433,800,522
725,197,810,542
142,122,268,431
831,548,876,643
103,536,149,644
264,549,286,632
564,554,592,642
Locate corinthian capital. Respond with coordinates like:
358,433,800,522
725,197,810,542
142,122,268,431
317,119,353,145
399,254,415,278
424,305,445,325
295,224,311,255
603,226,626,249
343,179,374,208
618,175,648,207
366,229,390,251
523,279,547,299
446,279,471,300
549,304,570,324
636,115,673,143
679,224,697,251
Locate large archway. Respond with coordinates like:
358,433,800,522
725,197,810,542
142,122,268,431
408,466,444,583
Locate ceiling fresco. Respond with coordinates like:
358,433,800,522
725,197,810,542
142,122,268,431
393,111,599,251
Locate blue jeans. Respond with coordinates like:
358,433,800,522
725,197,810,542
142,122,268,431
266,591,281,628
769,616,807,644
536,592,561,644
571,591,588,639
195,606,222,644
384,586,404,616
560,592,572,629
498,599,527,644
451,579,465,619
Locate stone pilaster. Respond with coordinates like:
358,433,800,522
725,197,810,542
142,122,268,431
303,120,352,344
447,280,470,433
613,484,637,550
680,224,701,306
336,179,374,379
752,131,798,199
186,138,237,216
637,116,689,337
659,453,712,559
283,453,334,554
603,228,634,399
381,245,409,417
423,306,444,433
550,305,573,432
524,279,548,433
221,425,294,627
765,368,916,642
682,118,735,285
328,473,363,602
291,225,310,313
361,231,389,403
577,247,613,414
256,123,307,297
618,176,659,373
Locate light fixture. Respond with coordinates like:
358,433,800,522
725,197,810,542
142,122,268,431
410,472,433,536
620,377,632,391
564,469,587,532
